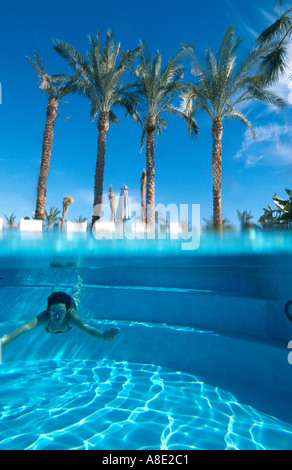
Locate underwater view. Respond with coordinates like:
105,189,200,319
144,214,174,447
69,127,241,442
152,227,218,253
0,232,292,450
1,359,292,450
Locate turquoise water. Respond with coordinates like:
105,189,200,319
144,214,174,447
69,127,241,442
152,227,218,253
0,231,292,450
1,358,292,450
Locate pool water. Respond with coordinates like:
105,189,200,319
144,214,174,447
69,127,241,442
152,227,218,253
1,359,292,450
0,231,292,450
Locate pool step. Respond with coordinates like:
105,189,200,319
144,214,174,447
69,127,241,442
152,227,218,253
80,286,292,345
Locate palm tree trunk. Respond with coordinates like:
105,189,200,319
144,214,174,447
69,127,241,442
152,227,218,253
140,169,146,226
146,116,156,230
211,119,223,232
34,97,59,220
61,206,67,232
108,185,115,222
92,110,109,226
61,196,74,231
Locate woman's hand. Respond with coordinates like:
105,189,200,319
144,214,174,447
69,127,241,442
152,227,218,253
102,327,120,342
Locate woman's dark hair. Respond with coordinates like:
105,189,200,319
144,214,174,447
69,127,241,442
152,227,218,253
47,292,76,311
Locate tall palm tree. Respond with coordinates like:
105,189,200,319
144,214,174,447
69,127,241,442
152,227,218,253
53,30,141,226
181,25,285,231
27,52,77,221
256,0,292,83
133,43,199,229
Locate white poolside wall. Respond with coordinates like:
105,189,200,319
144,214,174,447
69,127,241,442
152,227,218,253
0,252,292,421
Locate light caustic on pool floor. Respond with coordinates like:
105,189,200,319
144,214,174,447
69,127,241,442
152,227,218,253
0,359,292,450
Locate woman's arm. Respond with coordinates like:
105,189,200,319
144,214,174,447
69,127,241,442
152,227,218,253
0,311,48,347
69,310,119,341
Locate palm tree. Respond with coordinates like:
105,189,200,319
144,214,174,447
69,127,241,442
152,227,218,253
73,216,88,223
27,52,77,221
203,215,233,232
271,189,292,228
237,210,259,230
4,213,16,230
181,25,285,231
53,30,141,226
256,0,292,83
44,207,60,231
258,205,280,229
132,43,199,230
61,196,74,231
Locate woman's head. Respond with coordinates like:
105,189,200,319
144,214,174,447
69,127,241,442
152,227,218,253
47,292,76,313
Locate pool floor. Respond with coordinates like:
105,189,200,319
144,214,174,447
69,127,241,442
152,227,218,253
0,359,292,450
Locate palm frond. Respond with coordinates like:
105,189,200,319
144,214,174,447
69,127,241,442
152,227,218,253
256,6,292,82
119,45,142,70
180,85,196,114
139,120,147,153
247,74,286,108
116,92,142,124
276,0,291,10
89,99,100,121
226,108,256,139
26,51,45,76
27,50,78,99
135,42,188,121
156,115,167,135
54,32,141,123
109,110,120,123
168,105,199,138
257,11,292,45
53,39,89,73
217,24,241,70
184,25,285,127
258,39,290,82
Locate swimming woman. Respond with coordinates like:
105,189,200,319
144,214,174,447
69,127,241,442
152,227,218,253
0,276,119,349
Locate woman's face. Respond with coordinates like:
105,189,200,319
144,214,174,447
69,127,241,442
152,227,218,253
49,303,67,323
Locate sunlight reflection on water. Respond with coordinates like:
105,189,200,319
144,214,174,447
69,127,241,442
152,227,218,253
0,359,292,450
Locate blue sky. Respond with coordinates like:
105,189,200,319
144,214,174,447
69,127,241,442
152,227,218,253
0,0,291,229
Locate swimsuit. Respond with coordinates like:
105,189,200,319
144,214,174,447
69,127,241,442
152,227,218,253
45,320,72,334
